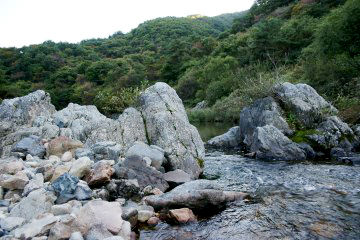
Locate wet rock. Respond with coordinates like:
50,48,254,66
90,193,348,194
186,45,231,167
0,171,29,190
145,180,247,212
86,160,114,186
91,141,122,162
298,143,316,159
163,169,191,187
139,82,205,179
0,216,25,231
48,222,72,240
13,213,58,239
114,155,169,192
239,97,291,147
47,136,83,157
125,141,165,170
274,82,338,128
52,173,79,204
11,135,46,158
207,126,240,148
169,208,197,224
69,157,93,179
250,125,306,161
75,200,124,235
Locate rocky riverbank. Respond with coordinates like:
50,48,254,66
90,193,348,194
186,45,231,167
208,82,360,163
0,82,246,239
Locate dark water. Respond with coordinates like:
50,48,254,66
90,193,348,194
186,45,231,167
192,122,235,142
140,122,360,240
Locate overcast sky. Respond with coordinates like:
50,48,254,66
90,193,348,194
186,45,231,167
0,0,254,48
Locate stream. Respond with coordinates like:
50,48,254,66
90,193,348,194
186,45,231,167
140,124,360,240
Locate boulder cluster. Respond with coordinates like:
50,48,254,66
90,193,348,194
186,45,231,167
208,82,360,162
0,82,246,239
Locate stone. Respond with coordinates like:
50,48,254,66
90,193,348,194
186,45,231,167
85,224,113,240
10,188,56,221
125,141,165,170
70,231,84,240
86,160,114,186
47,136,83,157
52,173,79,204
239,97,291,147
92,188,110,201
61,151,73,162
137,205,155,223
330,147,347,160
11,135,46,158
51,203,72,216
114,179,141,200
75,148,95,160
41,123,60,139
104,237,125,240
51,165,71,182
48,222,72,240
250,125,306,161
0,159,24,175
207,126,240,148
298,143,316,159
23,173,44,196
169,208,197,223
139,82,205,179
69,157,93,179
115,155,169,192
147,216,160,226
0,171,29,190
75,200,124,235
0,216,25,231
145,180,248,212
75,180,93,200
14,213,58,239
163,169,191,187
192,100,208,111
49,155,61,162
274,82,338,128
90,141,122,162
121,206,138,228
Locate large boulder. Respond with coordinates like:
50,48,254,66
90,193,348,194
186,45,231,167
250,125,306,161
274,82,338,128
239,97,291,147
114,155,169,192
139,82,205,179
145,180,248,212
207,126,240,148
0,90,55,157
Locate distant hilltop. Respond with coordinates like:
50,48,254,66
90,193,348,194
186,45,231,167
187,14,205,19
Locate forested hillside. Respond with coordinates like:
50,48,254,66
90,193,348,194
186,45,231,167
0,0,359,123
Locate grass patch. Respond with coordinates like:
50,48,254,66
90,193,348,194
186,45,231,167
290,129,319,143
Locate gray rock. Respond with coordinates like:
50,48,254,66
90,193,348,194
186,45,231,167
75,148,95,160
51,203,72,216
11,135,46,158
91,141,121,162
298,143,316,159
308,116,354,150
207,126,240,148
10,188,56,221
23,173,44,196
163,169,191,187
75,181,93,201
274,82,338,128
139,82,205,179
250,125,306,161
52,173,79,204
85,224,113,240
0,171,29,190
108,179,141,200
0,216,25,231
42,123,60,139
115,155,169,192
70,231,84,240
13,213,58,239
192,100,208,111
69,157,93,179
137,205,154,223
330,147,347,160
239,97,291,147
121,206,138,228
125,141,165,170
145,180,248,211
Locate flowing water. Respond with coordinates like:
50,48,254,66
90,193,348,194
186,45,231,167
140,124,360,240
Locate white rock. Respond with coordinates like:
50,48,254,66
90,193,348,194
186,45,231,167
61,151,73,162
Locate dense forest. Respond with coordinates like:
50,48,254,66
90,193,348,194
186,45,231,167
0,0,359,124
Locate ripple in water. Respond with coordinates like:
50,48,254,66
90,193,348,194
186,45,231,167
140,150,360,240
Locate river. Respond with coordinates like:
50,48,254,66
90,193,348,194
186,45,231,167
140,124,360,240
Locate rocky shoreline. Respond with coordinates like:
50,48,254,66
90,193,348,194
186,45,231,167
208,82,360,163
0,82,246,239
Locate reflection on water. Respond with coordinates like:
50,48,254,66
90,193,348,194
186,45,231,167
140,150,360,240
192,122,235,142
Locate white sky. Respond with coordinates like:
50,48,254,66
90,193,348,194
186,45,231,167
0,0,254,48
